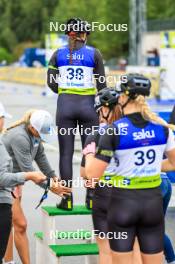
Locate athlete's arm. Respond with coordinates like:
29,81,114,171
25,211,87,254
85,125,117,179
81,131,103,187
161,159,175,172
94,49,106,91
85,154,108,179
81,132,99,168
169,105,175,124
47,50,59,93
163,128,175,170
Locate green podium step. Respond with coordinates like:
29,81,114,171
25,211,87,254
50,243,99,257
35,230,92,241
42,205,92,216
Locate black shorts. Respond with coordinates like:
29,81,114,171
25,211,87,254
92,185,112,235
108,187,164,254
0,204,12,263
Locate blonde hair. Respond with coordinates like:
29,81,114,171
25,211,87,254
135,95,175,131
3,109,37,133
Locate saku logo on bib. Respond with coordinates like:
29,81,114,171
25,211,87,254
133,129,155,141
66,53,84,61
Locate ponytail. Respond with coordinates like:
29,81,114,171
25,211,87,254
135,95,175,131
68,32,86,64
69,35,77,65
4,109,37,133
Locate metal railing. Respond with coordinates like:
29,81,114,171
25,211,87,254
148,19,175,32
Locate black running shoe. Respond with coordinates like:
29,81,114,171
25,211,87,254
57,194,73,210
85,188,94,209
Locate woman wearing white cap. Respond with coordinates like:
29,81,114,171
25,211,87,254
2,109,71,264
0,103,47,264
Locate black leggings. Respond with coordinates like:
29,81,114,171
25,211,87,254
0,204,12,263
108,187,164,254
56,94,99,185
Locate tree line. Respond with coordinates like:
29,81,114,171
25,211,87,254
0,0,175,63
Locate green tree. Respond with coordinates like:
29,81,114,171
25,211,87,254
0,0,175,62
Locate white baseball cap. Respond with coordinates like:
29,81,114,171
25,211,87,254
0,102,12,118
30,110,55,142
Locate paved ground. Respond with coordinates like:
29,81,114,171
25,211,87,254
0,81,175,264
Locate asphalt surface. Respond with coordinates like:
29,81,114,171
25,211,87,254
0,81,175,264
